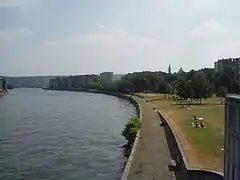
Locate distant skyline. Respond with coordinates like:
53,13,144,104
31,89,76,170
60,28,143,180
1,0,240,76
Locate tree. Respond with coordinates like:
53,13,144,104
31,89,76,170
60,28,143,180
115,80,133,93
191,72,212,104
216,86,227,104
156,80,172,99
176,78,188,99
85,82,104,90
215,67,237,93
164,83,172,99
2,79,7,90
185,80,194,100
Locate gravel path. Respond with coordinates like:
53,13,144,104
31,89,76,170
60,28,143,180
127,98,177,180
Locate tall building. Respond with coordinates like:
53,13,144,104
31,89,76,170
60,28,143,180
214,58,240,82
214,58,235,72
232,59,240,81
100,72,113,83
0,77,3,90
0,77,7,90
85,74,100,85
224,94,240,180
168,64,172,74
70,75,86,88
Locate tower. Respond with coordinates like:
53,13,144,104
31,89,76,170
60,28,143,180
168,64,171,74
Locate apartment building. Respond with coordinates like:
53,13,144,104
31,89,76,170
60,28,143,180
214,58,240,73
100,72,113,84
70,75,86,88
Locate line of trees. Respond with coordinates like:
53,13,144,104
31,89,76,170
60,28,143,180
84,67,239,104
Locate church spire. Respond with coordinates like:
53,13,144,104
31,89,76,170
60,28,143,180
168,64,171,74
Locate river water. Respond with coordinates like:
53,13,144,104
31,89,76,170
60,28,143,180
0,88,136,180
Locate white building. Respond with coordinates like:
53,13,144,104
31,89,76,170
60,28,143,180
0,77,3,90
100,72,113,83
224,94,240,180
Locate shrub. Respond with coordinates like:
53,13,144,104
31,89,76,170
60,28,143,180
122,117,140,144
0,90,8,93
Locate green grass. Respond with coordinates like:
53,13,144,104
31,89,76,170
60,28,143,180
137,93,224,171
181,117,223,157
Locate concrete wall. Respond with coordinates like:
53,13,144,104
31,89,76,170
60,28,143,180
157,111,224,180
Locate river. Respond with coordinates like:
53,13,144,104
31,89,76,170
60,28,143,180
0,88,136,180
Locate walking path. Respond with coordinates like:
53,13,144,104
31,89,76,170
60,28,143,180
127,97,176,180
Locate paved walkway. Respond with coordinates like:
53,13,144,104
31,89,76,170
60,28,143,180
127,98,176,180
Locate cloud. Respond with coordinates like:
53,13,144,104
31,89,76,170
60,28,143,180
189,20,227,39
178,20,240,69
15,26,163,75
16,27,34,36
0,27,33,49
66,25,158,46
0,30,14,48
0,0,29,7
43,40,57,46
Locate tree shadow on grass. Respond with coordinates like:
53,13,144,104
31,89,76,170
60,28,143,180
171,102,209,107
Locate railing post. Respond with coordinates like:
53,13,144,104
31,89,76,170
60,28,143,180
224,94,240,180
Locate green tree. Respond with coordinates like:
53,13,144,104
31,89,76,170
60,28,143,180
164,83,172,100
2,79,7,90
176,78,188,99
156,80,172,99
215,67,237,93
191,72,212,104
86,82,103,90
216,86,227,104
185,80,194,100
115,80,133,93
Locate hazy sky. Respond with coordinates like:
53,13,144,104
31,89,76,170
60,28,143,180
1,0,240,76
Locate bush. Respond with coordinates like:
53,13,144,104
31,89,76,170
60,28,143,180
0,90,8,93
122,117,140,144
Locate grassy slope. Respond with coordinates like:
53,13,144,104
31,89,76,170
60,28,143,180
137,93,224,171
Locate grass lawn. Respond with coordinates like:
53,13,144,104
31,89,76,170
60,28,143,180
137,93,224,171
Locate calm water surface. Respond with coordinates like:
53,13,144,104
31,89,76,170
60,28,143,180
0,88,136,180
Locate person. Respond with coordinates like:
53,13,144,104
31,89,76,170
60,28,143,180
191,122,195,128
200,121,205,128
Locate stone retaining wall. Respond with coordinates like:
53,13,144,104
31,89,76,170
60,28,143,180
120,96,141,180
157,110,224,180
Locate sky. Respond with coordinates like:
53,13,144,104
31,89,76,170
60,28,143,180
1,0,240,76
